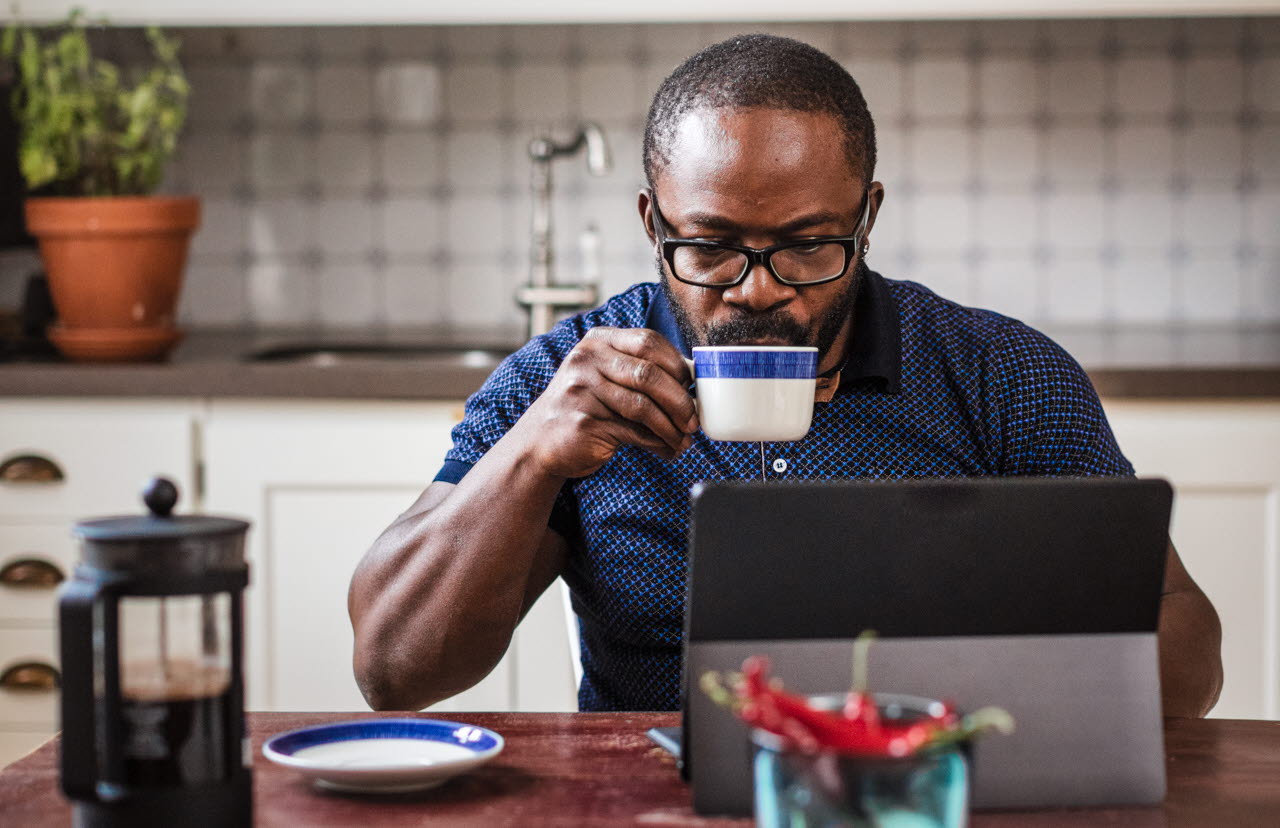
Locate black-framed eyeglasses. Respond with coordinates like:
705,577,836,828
649,190,872,288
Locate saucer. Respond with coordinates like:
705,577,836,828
262,718,504,794
47,323,182,362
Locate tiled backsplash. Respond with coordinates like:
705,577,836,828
9,18,1280,331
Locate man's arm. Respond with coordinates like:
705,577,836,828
1157,542,1223,718
348,327,697,711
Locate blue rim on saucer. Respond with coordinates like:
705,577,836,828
263,718,504,793
265,717,503,761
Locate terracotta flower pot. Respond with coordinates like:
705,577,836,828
24,195,201,362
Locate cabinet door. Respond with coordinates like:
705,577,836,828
204,401,527,712
1105,400,1280,720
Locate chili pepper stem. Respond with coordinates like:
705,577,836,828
852,629,877,694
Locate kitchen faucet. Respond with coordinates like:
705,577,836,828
517,123,611,338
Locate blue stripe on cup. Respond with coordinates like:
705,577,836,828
693,349,817,379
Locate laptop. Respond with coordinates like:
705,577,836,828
679,477,1171,816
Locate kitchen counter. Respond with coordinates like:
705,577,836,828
1,325,1279,400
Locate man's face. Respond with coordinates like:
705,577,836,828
641,107,883,369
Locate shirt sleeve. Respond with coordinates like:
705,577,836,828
991,321,1135,477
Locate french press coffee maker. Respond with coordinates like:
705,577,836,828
59,478,252,828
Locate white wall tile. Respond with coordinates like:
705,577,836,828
910,126,970,188
975,254,1040,322
579,60,644,122
978,58,1038,119
1114,126,1174,186
1112,191,1175,250
446,25,507,60
512,63,573,123
511,25,573,60
185,65,250,124
1241,256,1280,323
1184,125,1244,187
1046,126,1105,190
844,58,903,122
1182,189,1244,249
1045,19,1108,52
1186,18,1244,50
376,26,441,59
910,58,972,119
1113,57,1175,117
1185,57,1243,116
238,27,313,59
384,264,446,326
1250,57,1280,112
979,193,1038,251
189,198,246,259
761,23,838,55
866,201,905,250
873,125,904,185
175,131,245,194
1047,58,1105,118
909,21,974,54
379,131,441,192
911,193,973,251
249,133,312,193
248,260,316,326
447,195,507,264
1253,126,1280,184
376,63,442,125
839,21,907,55
639,23,711,59
975,20,1039,53
381,199,438,256
1112,259,1175,323
315,133,376,194
448,264,517,327
445,129,507,192
1044,257,1108,323
316,65,374,124
446,62,505,123
1248,190,1280,251
579,24,640,58
976,125,1039,187
1046,192,1105,253
1113,19,1177,50
1179,253,1242,323
180,263,248,326
312,199,376,257
910,253,977,307
249,199,310,257
313,26,373,58
317,263,379,327
250,63,312,124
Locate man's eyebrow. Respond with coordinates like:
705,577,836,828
678,210,850,237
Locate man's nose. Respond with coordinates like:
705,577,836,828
722,260,796,313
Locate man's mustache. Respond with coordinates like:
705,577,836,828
702,310,811,346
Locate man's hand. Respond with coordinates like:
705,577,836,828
510,327,699,479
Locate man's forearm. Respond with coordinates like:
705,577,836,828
349,426,567,711
1157,588,1223,718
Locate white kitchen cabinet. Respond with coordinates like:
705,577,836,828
13,0,1280,25
201,400,577,714
0,398,200,769
1103,399,1280,721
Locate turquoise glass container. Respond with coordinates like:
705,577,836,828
752,694,970,828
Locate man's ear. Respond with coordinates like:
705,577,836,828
864,182,886,240
638,188,657,245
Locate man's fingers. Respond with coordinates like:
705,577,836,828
595,379,689,453
597,350,698,435
596,327,693,387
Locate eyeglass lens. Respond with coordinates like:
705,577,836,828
671,242,847,285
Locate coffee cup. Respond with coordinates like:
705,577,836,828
690,346,818,441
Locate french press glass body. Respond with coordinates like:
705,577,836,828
59,478,251,828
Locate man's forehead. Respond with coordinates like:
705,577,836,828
655,107,863,216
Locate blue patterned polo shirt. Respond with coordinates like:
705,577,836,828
435,271,1133,712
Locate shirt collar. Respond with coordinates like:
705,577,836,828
644,269,902,395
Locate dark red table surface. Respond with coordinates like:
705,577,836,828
2,712,1278,826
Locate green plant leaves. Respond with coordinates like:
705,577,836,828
1,10,189,196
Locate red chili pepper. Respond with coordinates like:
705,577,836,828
732,658,953,757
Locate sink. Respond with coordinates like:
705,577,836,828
244,343,514,368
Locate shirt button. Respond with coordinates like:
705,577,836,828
772,458,788,473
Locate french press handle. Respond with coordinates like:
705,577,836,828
58,575,124,803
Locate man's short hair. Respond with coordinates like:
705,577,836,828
643,34,877,189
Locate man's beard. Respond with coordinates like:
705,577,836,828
659,257,865,364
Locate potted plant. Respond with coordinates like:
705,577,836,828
2,9,196,362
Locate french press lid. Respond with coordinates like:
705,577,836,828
72,478,249,577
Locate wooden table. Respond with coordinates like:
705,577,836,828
1,712,1278,826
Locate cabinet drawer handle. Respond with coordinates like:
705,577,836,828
0,454,65,484
0,662,60,692
0,558,65,588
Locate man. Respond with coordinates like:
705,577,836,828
349,35,1222,717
